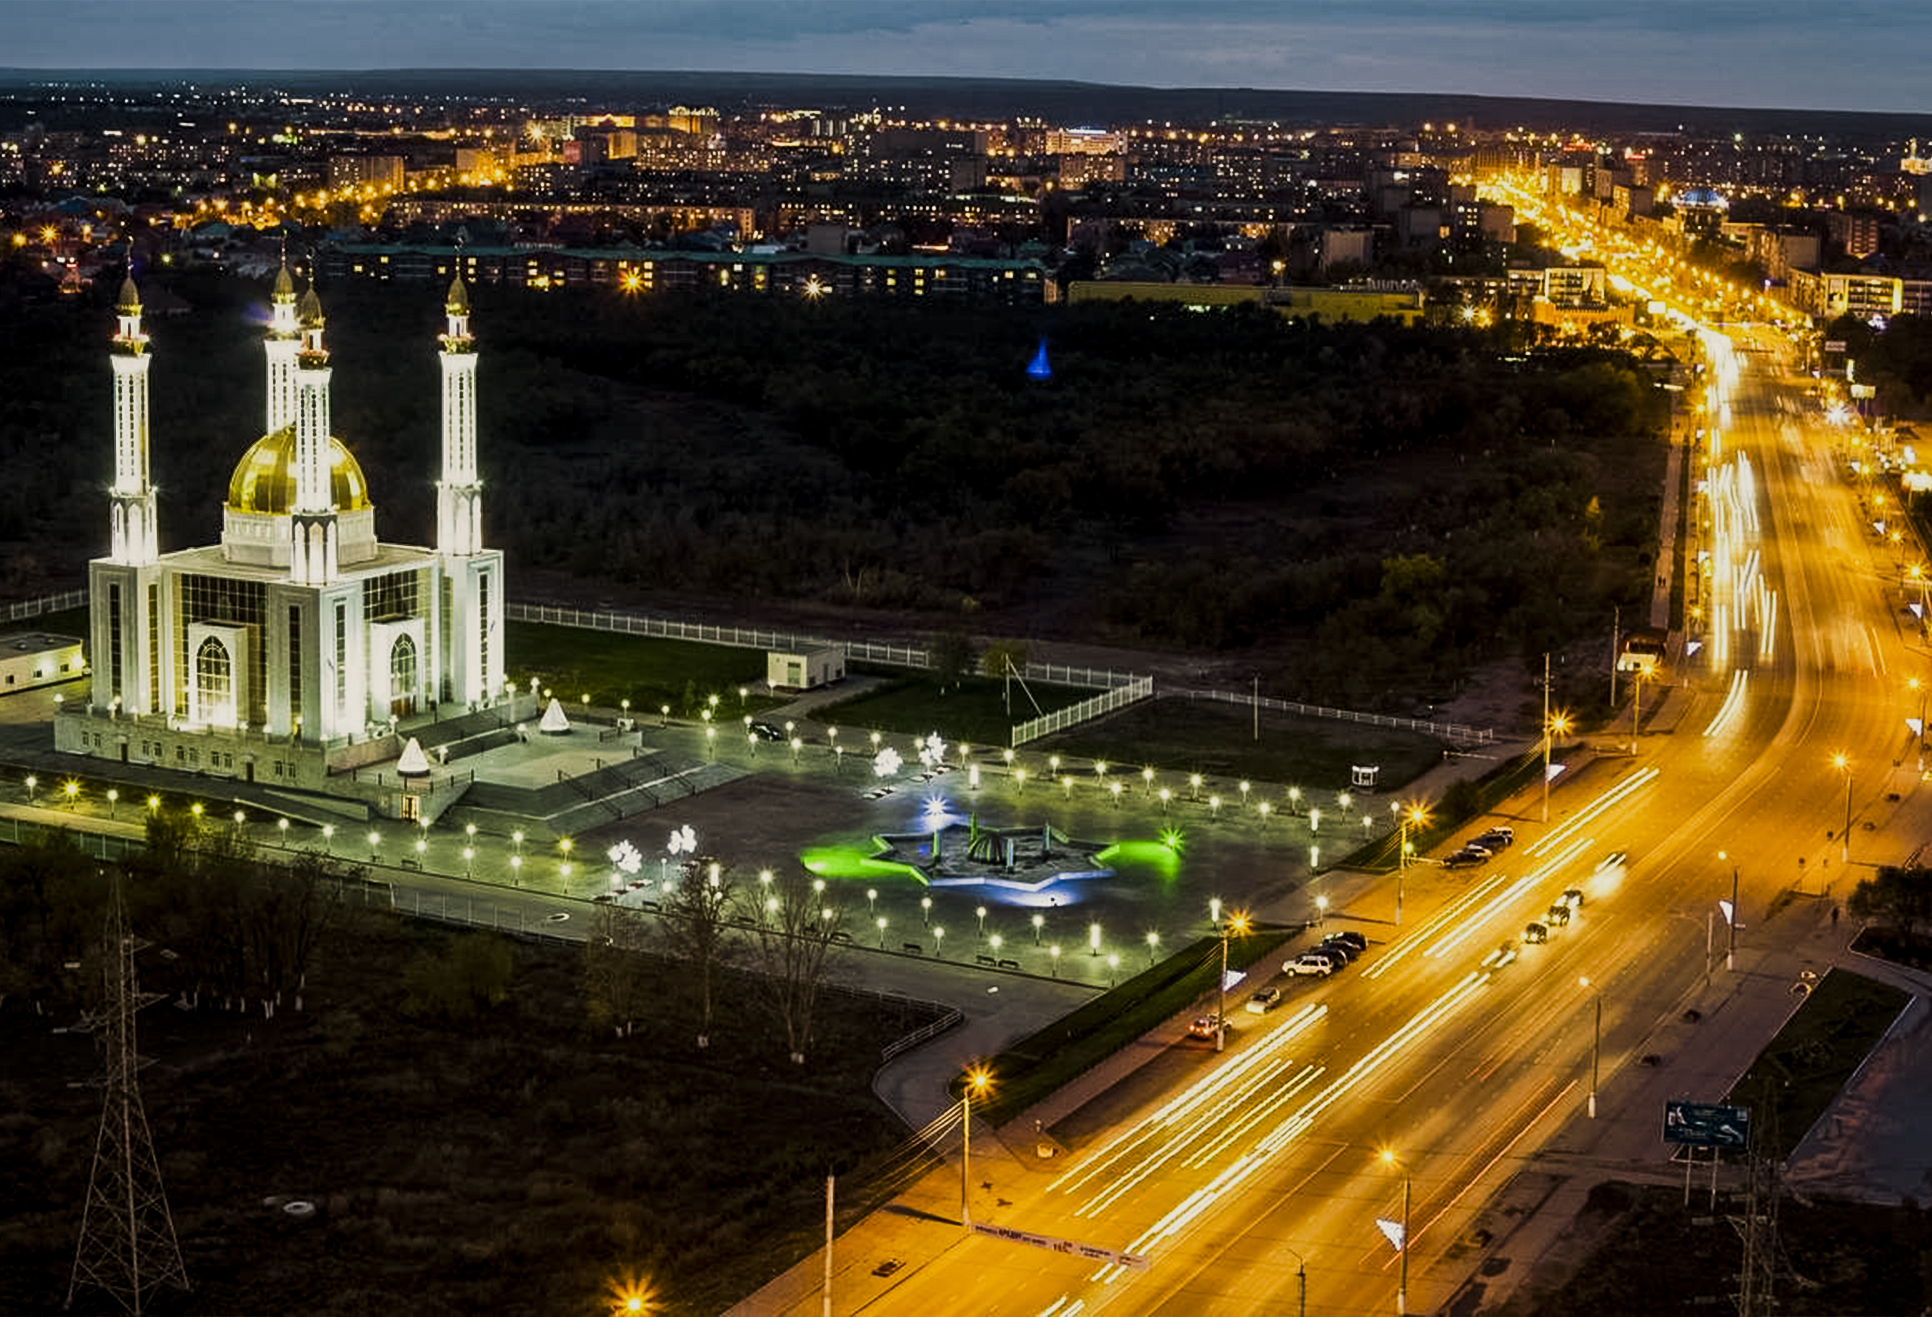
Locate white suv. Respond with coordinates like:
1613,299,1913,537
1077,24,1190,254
1285,952,1337,977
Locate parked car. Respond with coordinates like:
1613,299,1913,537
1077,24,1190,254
1557,888,1585,911
1442,845,1492,869
1545,904,1572,927
749,721,785,741
1322,930,1368,953
1473,826,1515,850
1522,922,1550,944
1189,1013,1224,1039
1314,937,1360,963
1286,953,1337,977
1246,986,1284,1014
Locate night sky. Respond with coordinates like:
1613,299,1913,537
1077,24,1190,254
3,0,1926,116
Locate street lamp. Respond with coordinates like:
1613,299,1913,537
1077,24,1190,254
1911,678,1927,773
1380,1149,1411,1317
367,830,380,862
1579,976,1603,1118
1216,911,1250,1053
106,788,118,819
960,1065,991,1226
1032,913,1044,945
1145,930,1160,965
1832,752,1852,864
1543,710,1571,823
24,774,36,804
921,895,932,926
976,905,987,940
1719,849,1740,970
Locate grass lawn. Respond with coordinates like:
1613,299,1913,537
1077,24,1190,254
1725,967,1911,1161
812,671,1093,747
0,909,939,1317
1041,696,1449,796
506,620,784,718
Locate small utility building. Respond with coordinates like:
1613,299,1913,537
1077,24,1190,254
767,648,844,693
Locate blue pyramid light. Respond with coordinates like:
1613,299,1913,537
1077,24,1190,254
1026,339,1052,380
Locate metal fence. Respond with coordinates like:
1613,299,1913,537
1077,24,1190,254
1,588,88,626
1176,688,1496,744
506,602,1139,693
1010,675,1156,747
507,601,1499,741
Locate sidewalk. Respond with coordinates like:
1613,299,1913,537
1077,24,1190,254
1445,896,1932,1315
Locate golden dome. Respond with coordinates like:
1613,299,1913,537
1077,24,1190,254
225,427,372,515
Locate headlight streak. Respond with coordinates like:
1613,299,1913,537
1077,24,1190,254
1049,1005,1326,1197
1422,838,1591,962
1080,970,1493,1280
1181,1065,1325,1169
1760,589,1777,661
1360,869,1519,980
1702,669,1750,738
1522,767,1659,861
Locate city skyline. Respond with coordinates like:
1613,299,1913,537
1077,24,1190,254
2,0,1928,118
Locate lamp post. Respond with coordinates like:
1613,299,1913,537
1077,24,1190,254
1381,1150,1411,1317
1832,752,1852,864
106,788,118,819
1719,849,1740,970
1216,911,1250,1053
1542,710,1571,823
1397,803,1428,926
1912,678,1928,773
1580,976,1602,1118
960,1065,991,1226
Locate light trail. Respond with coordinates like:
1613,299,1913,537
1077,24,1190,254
1049,1004,1326,1197
1702,669,1750,739
1522,766,1659,860
1422,837,1591,962
1359,868,1522,980
1760,589,1778,661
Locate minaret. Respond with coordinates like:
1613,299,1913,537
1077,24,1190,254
436,274,482,556
289,283,337,585
107,275,157,565
264,260,300,433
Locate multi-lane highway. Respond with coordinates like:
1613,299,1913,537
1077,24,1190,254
763,239,1921,1315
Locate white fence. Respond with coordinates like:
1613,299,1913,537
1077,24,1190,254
1176,688,1496,744
508,602,1498,742
1011,675,1156,747
1,588,88,626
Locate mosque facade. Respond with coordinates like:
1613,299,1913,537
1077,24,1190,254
59,270,505,788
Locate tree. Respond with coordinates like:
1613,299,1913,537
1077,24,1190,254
657,858,737,1047
979,638,1028,680
583,901,651,1036
244,850,354,1008
739,871,848,1065
930,628,976,692
1848,866,1932,943
403,931,515,1023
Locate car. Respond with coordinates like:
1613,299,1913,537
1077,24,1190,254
1189,1013,1224,1039
1315,937,1360,963
1246,987,1284,1014
1481,941,1518,972
1594,851,1627,874
1442,847,1491,870
1545,904,1572,927
748,721,785,741
1323,930,1368,953
1473,826,1515,850
1286,953,1337,977
1557,887,1585,911
1522,922,1550,944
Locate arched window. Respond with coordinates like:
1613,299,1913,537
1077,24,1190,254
389,633,417,717
196,636,231,724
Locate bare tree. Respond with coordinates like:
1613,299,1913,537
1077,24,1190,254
244,850,355,1011
583,901,651,1036
740,870,849,1065
656,858,738,1048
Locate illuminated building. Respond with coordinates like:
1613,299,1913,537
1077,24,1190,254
64,268,505,788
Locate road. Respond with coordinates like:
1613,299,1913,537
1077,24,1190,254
733,264,1924,1315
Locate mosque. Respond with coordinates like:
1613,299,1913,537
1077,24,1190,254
55,268,508,806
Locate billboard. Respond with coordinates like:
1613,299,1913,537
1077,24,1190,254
1663,1100,1751,1148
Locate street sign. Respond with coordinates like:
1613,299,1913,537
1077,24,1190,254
1824,340,1847,352
1663,1100,1751,1148
1376,1218,1406,1251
